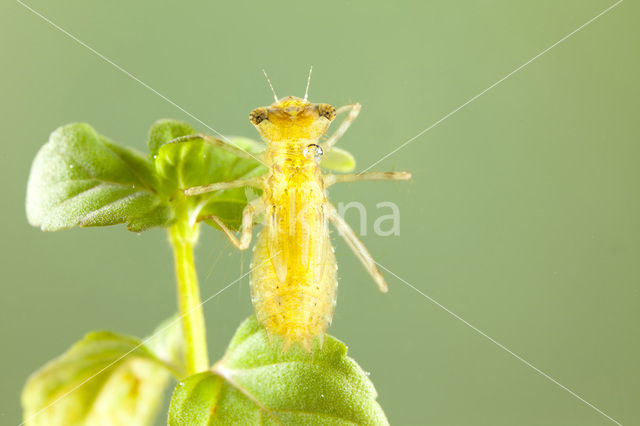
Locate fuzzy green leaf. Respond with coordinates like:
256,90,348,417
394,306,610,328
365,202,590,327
169,317,388,425
22,318,184,426
149,120,267,230
321,147,356,172
26,123,173,232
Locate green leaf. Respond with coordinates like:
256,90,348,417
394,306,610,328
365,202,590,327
149,120,268,230
22,318,185,426
321,147,356,172
26,123,173,232
169,317,388,425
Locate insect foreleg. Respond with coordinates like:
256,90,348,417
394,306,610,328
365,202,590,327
324,171,411,187
199,198,264,250
327,203,388,292
184,176,263,196
321,103,361,151
165,133,264,162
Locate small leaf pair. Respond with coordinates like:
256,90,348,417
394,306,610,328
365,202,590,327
26,121,267,233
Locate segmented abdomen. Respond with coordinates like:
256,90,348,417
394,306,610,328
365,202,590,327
250,217,337,351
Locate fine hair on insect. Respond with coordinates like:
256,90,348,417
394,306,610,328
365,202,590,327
169,69,411,351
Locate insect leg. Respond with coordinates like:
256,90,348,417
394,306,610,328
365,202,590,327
324,171,411,187
199,198,264,250
164,133,264,162
184,176,263,196
321,103,361,151
327,204,388,292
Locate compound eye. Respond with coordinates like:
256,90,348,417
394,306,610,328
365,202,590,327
303,143,324,163
249,107,268,125
318,103,337,121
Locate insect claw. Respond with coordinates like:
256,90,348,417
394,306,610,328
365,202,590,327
300,338,312,353
316,333,325,349
281,338,294,353
263,327,273,346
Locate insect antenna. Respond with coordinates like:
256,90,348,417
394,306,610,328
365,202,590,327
262,69,279,103
303,65,313,101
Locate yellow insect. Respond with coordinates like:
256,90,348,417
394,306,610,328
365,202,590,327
179,77,410,351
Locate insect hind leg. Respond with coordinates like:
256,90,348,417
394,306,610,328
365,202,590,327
327,203,388,292
199,198,264,250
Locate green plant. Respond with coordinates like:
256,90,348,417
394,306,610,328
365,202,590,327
23,121,388,425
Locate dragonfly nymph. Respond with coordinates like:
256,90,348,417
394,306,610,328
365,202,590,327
177,95,411,351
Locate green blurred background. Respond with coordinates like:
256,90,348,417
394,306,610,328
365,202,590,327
1,0,638,424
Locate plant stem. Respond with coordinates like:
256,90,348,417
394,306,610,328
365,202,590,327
169,215,209,375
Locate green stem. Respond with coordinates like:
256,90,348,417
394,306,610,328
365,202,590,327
169,216,209,375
